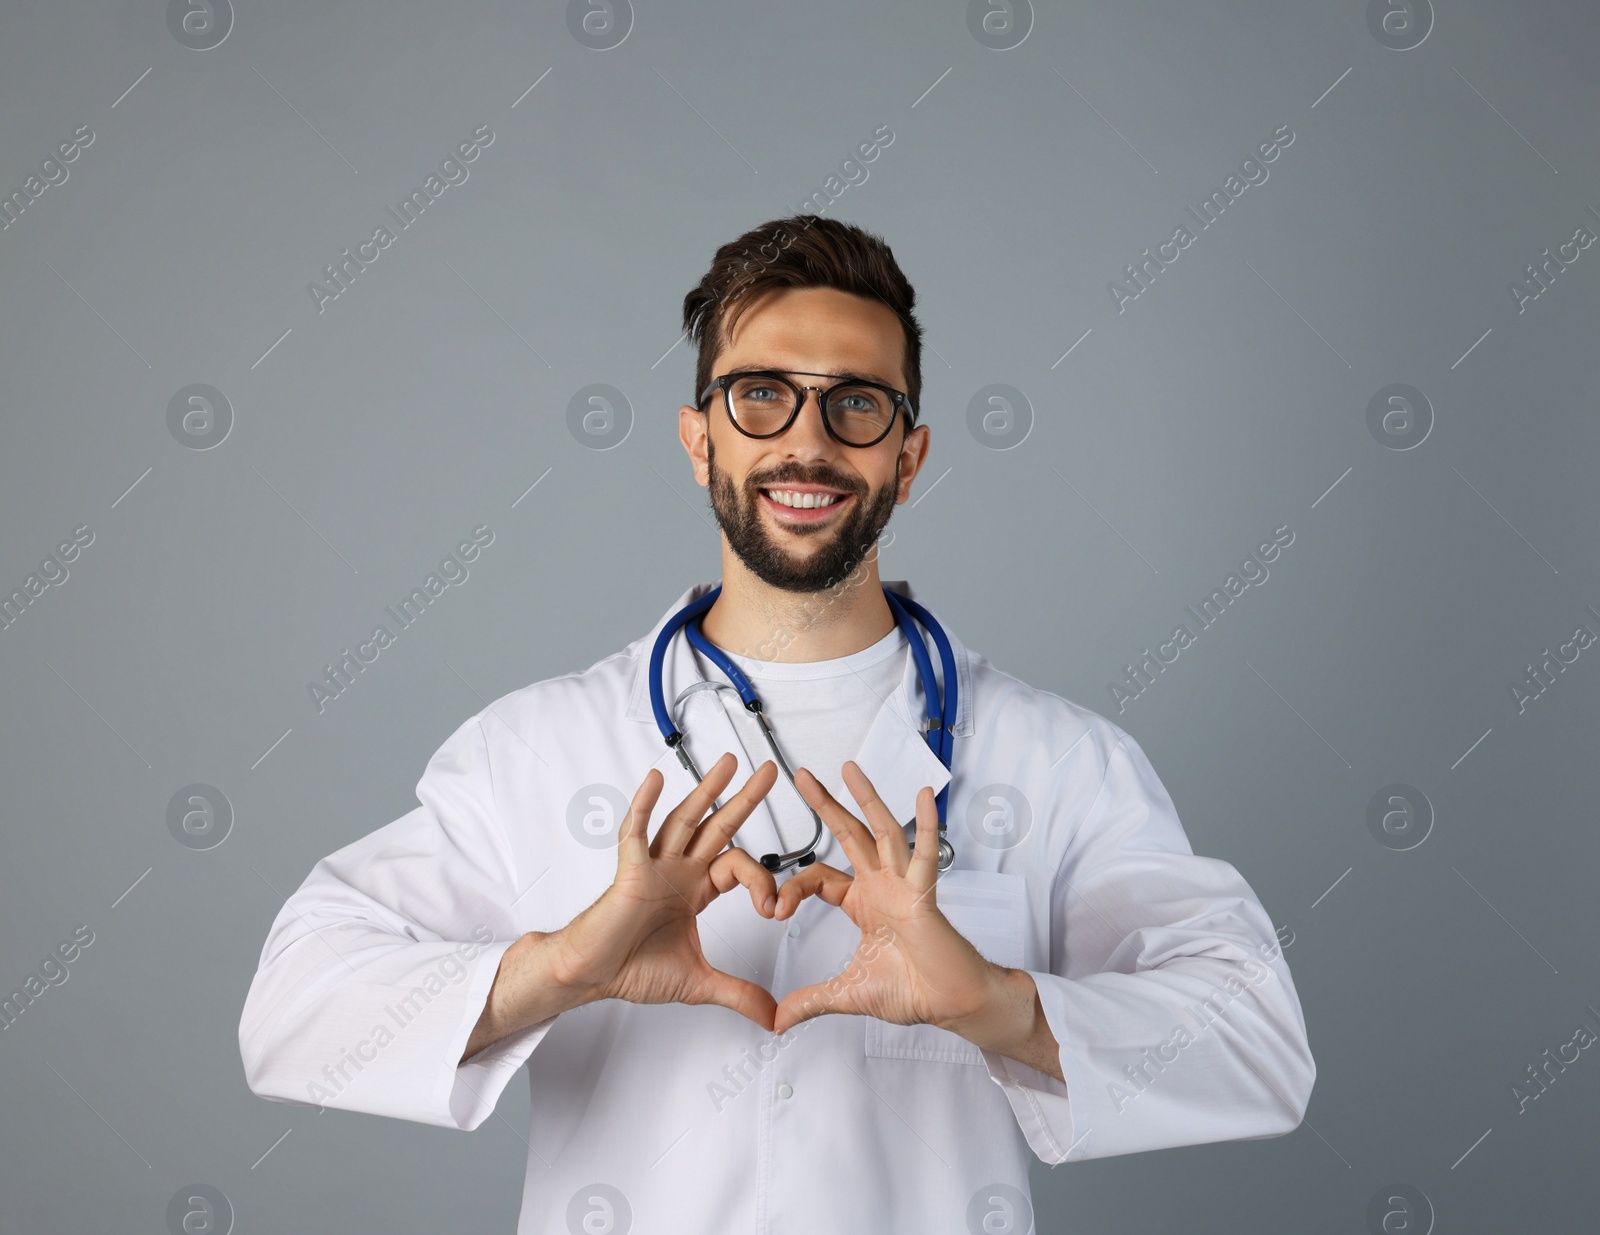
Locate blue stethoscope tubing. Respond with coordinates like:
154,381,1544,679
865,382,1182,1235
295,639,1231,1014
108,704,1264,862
647,584,957,874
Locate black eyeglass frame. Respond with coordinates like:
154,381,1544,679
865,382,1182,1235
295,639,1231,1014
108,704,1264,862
695,368,917,448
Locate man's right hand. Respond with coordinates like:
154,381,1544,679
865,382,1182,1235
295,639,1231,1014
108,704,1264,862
463,752,825,1061
552,752,789,1029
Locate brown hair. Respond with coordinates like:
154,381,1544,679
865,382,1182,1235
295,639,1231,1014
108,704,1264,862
681,215,924,426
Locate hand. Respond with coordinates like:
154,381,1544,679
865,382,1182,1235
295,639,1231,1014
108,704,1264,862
770,761,1004,1038
553,753,795,1031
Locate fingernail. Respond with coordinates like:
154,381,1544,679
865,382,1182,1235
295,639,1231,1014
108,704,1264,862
764,894,776,915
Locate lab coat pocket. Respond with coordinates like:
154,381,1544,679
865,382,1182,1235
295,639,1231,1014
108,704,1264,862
863,870,1027,1065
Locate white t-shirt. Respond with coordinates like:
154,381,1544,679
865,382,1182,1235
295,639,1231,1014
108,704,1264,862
689,622,909,983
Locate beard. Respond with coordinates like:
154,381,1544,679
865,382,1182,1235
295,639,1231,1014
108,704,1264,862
706,437,899,594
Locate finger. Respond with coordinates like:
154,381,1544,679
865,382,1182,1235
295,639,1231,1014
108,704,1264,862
880,807,913,870
792,766,880,873
685,759,779,862
905,784,942,897
707,846,779,917
652,751,737,858
772,977,863,1037
618,768,664,866
688,964,778,1032
840,760,911,869
772,861,853,919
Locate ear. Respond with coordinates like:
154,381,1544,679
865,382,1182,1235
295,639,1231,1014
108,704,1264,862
894,422,931,504
679,404,710,488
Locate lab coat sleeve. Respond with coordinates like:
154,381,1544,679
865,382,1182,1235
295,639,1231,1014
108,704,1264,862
238,714,555,1130
979,726,1316,1163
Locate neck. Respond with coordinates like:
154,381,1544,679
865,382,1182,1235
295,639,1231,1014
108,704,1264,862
699,545,896,662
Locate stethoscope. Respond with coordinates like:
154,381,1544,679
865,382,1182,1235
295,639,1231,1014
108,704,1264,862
648,585,958,875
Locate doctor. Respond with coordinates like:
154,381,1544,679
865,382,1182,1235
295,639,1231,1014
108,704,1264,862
240,215,1314,1233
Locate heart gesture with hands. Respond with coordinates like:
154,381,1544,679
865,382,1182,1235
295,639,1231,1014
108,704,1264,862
494,752,1051,1078
768,760,1009,1041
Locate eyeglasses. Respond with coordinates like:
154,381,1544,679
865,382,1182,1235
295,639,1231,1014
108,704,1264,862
696,369,915,448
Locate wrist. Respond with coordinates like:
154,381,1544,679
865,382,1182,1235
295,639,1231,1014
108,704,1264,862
531,926,612,1008
940,963,1037,1056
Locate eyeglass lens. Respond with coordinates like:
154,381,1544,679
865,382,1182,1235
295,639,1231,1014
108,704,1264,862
726,374,896,445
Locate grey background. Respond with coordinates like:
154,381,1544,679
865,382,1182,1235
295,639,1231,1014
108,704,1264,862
1,1,1595,1232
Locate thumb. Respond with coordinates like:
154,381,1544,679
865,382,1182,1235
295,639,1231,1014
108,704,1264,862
687,964,779,1032
772,976,864,1037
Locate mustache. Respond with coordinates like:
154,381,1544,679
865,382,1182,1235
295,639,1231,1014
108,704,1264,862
747,473,864,494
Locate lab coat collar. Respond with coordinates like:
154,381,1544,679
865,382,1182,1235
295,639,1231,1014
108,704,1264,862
623,579,974,866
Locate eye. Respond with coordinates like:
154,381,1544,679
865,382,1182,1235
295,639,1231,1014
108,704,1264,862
829,384,891,417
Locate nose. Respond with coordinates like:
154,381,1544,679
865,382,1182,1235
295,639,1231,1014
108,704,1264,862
787,385,833,446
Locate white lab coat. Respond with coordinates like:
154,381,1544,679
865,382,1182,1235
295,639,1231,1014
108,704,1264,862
239,579,1315,1234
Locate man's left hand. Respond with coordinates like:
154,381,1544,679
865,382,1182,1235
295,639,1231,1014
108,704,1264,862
769,761,1004,1039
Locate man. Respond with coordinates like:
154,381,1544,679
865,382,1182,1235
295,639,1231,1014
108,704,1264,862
240,215,1314,1232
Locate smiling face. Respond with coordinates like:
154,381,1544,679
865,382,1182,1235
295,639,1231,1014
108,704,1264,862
679,286,930,595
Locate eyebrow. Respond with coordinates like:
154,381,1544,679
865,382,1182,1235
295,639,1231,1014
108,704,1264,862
727,365,898,388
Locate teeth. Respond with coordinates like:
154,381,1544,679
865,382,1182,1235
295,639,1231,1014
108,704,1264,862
765,489,841,509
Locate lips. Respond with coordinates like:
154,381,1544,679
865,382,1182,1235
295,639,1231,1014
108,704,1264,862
758,487,852,522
